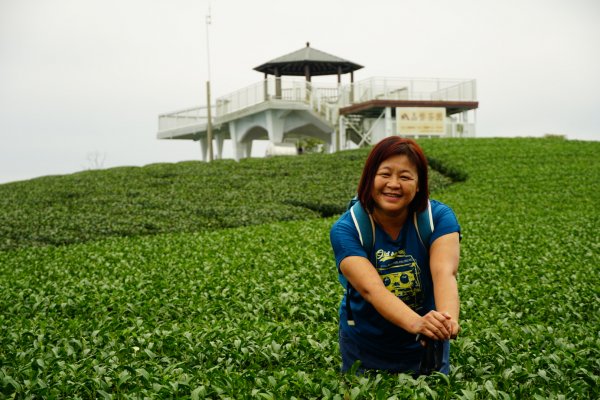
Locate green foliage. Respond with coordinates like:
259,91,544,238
0,137,599,398
0,221,341,398
298,137,326,154
0,150,450,251
419,138,600,399
0,153,350,250
427,157,468,183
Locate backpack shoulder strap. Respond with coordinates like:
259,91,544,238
345,196,375,327
414,199,434,249
348,197,375,256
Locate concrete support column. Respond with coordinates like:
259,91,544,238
462,110,474,137
331,131,337,153
215,133,225,160
339,116,346,150
266,110,284,144
324,137,332,154
198,135,208,161
244,141,253,158
229,121,245,161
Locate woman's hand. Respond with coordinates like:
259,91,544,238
410,310,455,341
340,256,462,340
429,232,461,341
445,312,461,339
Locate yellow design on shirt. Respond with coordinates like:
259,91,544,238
378,254,423,310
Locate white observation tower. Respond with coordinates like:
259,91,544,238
157,43,478,160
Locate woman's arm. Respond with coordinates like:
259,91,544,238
340,256,453,340
429,232,461,338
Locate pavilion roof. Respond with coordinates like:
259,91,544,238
254,43,363,76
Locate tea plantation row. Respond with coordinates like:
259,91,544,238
0,150,451,251
1,137,598,398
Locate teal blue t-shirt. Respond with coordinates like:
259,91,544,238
330,199,460,355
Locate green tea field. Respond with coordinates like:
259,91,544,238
1,137,598,399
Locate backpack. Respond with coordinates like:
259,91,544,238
344,196,434,326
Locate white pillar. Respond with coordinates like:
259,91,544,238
198,135,208,161
244,140,253,158
215,133,225,160
330,131,337,153
266,110,284,144
229,121,245,161
339,116,346,150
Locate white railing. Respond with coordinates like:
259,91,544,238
309,83,340,125
158,77,477,134
158,106,213,132
431,80,477,102
215,81,266,117
215,78,314,117
338,77,477,106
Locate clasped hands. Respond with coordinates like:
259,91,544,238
411,310,460,342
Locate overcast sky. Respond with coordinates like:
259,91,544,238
1,0,599,184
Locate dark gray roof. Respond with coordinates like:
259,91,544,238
254,43,363,76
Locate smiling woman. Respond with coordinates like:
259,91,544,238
371,155,420,238
356,138,430,217
330,136,461,376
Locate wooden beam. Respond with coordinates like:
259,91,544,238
339,100,479,116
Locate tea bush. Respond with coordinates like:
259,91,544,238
0,151,451,251
1,137,598,398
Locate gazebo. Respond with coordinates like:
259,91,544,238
254,42,363,99
157,43,479,160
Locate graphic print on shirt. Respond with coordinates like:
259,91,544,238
375,249,423,311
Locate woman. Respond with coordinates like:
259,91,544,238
330,136,461,375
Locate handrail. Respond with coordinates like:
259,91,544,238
157,76,477,134
158,105,214,132
337,77,477,107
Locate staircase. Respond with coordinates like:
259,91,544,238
344,114,369,146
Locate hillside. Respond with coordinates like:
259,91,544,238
1,137,598,399
0,149,453,251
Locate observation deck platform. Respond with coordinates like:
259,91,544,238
157,76,479,160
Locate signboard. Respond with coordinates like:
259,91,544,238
396,107,446,136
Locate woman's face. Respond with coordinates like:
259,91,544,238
372,154,419,217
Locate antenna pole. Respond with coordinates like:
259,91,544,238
205,5,213,162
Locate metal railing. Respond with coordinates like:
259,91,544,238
338,77,477,106
157,77,477,134
214,79,332,116
158,106,213,132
